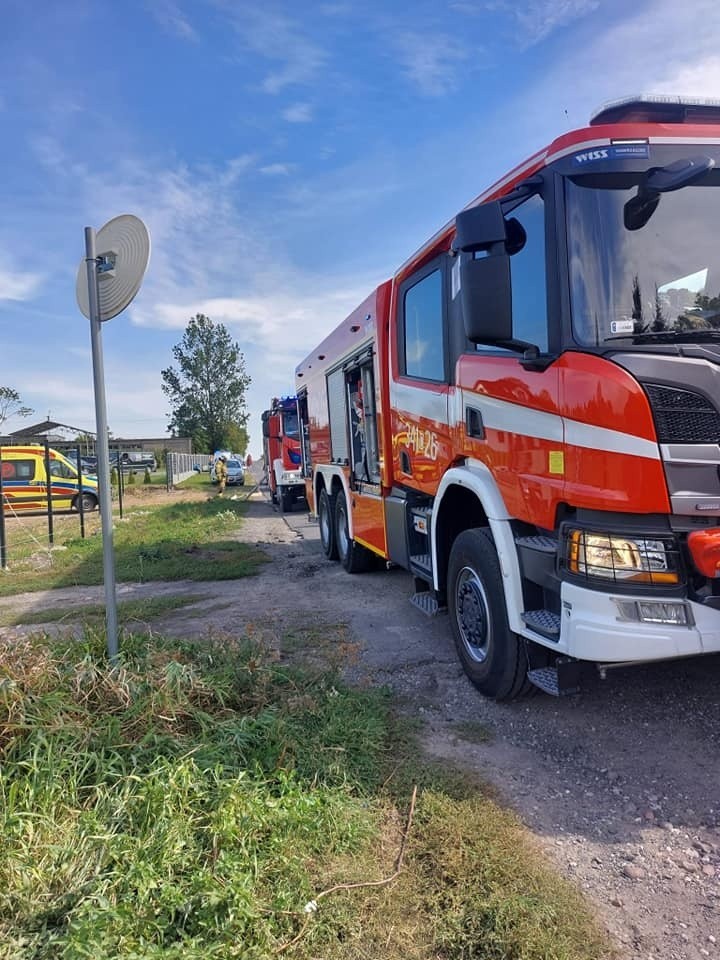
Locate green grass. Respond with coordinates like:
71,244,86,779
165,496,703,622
0,497,266,597
0,594,212,628
0,630,611,960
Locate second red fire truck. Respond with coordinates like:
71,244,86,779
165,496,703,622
261,396,305,513
296,95,720,699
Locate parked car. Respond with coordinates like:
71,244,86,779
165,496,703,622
225,458,245,485
110,451,157,472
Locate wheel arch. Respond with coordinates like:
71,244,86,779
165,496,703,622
432,461,526,635
313,467,350,528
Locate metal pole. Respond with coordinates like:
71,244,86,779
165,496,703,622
75,448,86,539
86,226,119,663
0,449,7,570
116,446,124,519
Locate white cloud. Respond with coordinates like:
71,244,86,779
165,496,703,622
259,163,292,176
221,4,328,94
489,0,720,140
395,32,470,96
653,56,720,98
149,0,198,41
282,102,313,123
139,280,377,356
495,0,599,46
0,266,43,301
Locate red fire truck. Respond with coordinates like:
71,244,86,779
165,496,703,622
261,396,305,512
296,95,720,699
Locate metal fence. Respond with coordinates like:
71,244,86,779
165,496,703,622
0,442,94,570
167,452,207,487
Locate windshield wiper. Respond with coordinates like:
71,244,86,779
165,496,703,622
605,329,720,343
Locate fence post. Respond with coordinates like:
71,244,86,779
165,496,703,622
43,438,54,546
0,448,7,569
75,448,86,539
116,447,124,519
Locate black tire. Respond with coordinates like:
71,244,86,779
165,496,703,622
318,488,338,560
334,491,373,574
73,492,98,513
279,488,293,513
447,528,530,701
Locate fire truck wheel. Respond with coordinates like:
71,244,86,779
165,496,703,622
279,488,293,513
335,491,373,573
448,528,530,702
318,488,338,560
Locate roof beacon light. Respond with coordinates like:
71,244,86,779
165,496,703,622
590,94,720,127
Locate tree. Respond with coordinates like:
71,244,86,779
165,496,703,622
0,387,33,432
161,314,251,453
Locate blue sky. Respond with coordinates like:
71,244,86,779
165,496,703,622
1,0,719,456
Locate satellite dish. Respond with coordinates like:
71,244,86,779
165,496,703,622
76,214,150,322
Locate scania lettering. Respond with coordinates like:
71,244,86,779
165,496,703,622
295,95,720,700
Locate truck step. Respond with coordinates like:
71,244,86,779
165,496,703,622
527,660,582,697
515,535,557,554
410,592,443,617
522,609,561,640
527,667,562,696
409,553,432,576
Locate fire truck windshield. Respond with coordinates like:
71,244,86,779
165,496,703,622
282,410,299,438
566,168,720,346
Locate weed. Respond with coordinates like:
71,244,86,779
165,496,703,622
0,630,610,959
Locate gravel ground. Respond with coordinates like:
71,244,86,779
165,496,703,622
2,483,719,960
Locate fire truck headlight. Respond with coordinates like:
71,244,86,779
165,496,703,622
566,530,679,585
281,471,302,482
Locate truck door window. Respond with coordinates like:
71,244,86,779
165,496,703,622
508,194,548,351
347,362,380,484
475,193,548,354
402,267,445,381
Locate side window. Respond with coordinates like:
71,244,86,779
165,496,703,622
403,268,445,381
508,194,548,351
475,193,548,354
1,459,35,480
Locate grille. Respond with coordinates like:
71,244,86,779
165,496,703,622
644,383,720,443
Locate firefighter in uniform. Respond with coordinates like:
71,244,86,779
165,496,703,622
214,455,228,496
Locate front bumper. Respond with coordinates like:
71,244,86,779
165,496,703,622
559,581,720,662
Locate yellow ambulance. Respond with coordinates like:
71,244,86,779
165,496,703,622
0,445,99,514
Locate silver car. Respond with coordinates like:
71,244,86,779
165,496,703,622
225,458,245,485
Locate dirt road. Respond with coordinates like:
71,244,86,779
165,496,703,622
2,487,719,960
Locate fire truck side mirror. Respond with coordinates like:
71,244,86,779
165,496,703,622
452,201,513,344
453,202,506,253
459,255,513,344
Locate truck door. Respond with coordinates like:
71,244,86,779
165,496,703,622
390,255,452,495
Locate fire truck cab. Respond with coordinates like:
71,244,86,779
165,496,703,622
296,96,720,699
262,396,305,513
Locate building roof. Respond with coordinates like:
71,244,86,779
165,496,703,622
8,419,96,439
